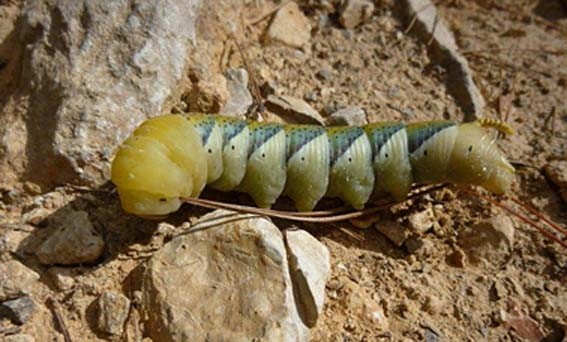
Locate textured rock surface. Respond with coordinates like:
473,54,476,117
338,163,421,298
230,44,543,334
96,291,131,336
3,334,35,342
221,68,253,117
265,2,311,48
544,160,567,202
0,296,34,325
408,207,436,234
458,215,515,266
327,106,368,126
142,210,308,341
36,210,104,265
544,160,567,187
0,261,39,301
338,0,375,29
375,220,409,247
341,279,389,331
0,0,202,187
266,95,325,124
285,229,331,327
398,0,485,120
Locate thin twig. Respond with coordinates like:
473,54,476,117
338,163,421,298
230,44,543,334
508,196,567,238
183,184,446,223
426,13,439,47
543,106,557,136
47,297,72,342
230,32,266,117
460,188,567,249
466,52,560,79
247,0,292,26
404,2,435,34
462,47,567,56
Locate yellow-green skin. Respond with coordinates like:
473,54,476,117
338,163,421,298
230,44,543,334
111,114,515,217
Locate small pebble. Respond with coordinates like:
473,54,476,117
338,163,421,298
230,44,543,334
96,291,131,335
338,0,375,29
316,68,332,82
327,106,367,126
36,210,105,265
0,296,34,325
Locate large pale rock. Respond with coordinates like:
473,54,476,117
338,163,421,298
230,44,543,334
0,261,39,301
0,0,202,187
264,2,311,48
36,210,104,265
398,0,485,120
284,229,330,327
142,210,308,342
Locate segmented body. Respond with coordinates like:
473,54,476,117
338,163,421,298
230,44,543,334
111,114,515,217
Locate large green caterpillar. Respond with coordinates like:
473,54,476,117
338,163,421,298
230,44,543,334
111,114,515,217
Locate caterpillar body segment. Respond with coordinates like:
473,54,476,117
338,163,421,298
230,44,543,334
326,126,375,210
282,125,330,212
111,114,515,217
364,123,412,202
235,121,287,208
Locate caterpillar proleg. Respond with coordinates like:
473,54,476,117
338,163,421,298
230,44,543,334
111,114,515,217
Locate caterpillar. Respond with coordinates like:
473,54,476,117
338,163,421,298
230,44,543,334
110,114,515,217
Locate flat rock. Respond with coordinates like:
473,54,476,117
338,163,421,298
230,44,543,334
458,214,515,266
142,210,308,341
544,160,567,188
221,68,253,117
399,0,485,120
339,0,375,29
3,334,35,342
266,95,325,125
265,2,311,48
0,0,202,187
0,260,39,301
284,229,331,327
36,210,104,265
0,296,34,325
47,267,76,291
375,220,410,247
327,106,368,126
96,291,131,336
500,301,545,341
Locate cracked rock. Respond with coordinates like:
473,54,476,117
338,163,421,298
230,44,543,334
142,210,308,341
285,229,330,327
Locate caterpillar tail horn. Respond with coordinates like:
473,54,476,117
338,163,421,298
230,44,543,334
478,118,514,135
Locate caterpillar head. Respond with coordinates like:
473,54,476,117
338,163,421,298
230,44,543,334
448,121,515,194
111,115,207,218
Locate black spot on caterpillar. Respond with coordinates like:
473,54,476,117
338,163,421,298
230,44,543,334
110,114,515,217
